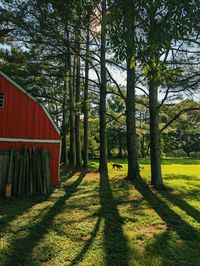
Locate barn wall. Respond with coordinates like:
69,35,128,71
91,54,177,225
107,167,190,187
0,75,59,140
0,74,61,186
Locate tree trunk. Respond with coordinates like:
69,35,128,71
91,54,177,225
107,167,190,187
149,80,163,188
69,54,76,167
186,150,190,157
140,135,145,158
118,130,123,159
83,25,90,167
125,1,140,181
99,0,108,174
61,77,68,165
75,34,82,167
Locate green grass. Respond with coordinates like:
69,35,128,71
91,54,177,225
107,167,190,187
0,158,200,266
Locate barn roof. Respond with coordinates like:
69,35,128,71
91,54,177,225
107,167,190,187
0,71,60,135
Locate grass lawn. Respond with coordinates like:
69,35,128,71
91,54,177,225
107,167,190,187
0,158,200,266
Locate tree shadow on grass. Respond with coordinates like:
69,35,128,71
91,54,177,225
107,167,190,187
99,172,129,266
158,189,200,224
139,158,200,165
165,174,200,181
70,216,101,265
0,196,51,237
59,168,78,182
0,199,32,229
161,158,200,165
134,181,200,240
2,170,87,266
144,229,200,266
70,172,130,266
134,181,200,266
0,168,77,233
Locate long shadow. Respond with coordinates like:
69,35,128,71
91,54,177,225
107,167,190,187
99,172,129,266
2,170,86,266
133,181,200,241
70,173,130,265
158,189,200,224
0,196,49,235
0,169,77,234
133,181,200,265
144,228,200,266
70,216,101,265
139,158,200,165
161,158,200,165
59,168,78,182
165,174,200,181
0,199,32,227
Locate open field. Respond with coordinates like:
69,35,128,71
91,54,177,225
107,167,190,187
0,158,200,266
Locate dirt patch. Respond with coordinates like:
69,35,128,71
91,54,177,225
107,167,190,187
86,171,99,179
139,224,167,237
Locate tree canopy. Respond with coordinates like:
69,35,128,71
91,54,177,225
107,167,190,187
1,0,200,187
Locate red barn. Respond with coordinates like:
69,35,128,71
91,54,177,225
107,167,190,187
0,71,61,186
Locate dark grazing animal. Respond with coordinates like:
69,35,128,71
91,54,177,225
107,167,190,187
111,162,123,170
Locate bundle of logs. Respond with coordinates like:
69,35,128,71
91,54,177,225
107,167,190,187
0,148,51,197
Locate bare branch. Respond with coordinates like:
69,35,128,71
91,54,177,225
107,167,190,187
160,107,200,132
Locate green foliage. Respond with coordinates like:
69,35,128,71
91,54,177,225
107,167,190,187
161,100,200,157
107,126,127,157
87,117,100,158
143,60,182,85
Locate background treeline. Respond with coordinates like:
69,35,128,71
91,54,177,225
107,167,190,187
0,0,200,188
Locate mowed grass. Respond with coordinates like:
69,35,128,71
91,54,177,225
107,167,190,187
0,158,200,266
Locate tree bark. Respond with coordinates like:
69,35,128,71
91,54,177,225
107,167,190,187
69,53,76,167
83,25,90,167
61,77,68,165
125,1,140,181
140,135,146,158
99,0,108,174
118,130,123,159
186,150,190,157
149,80,164,187
75,34,82,167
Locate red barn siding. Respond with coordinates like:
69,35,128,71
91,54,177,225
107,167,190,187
0,73,61,186
0,75,59,139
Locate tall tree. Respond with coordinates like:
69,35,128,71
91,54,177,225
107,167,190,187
68,36,76,167
137,1,199,187
75,28,82,167
83,23,90,167
99,0,108,174
125,0,140,181
61,67,69,165
107,0,141,180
